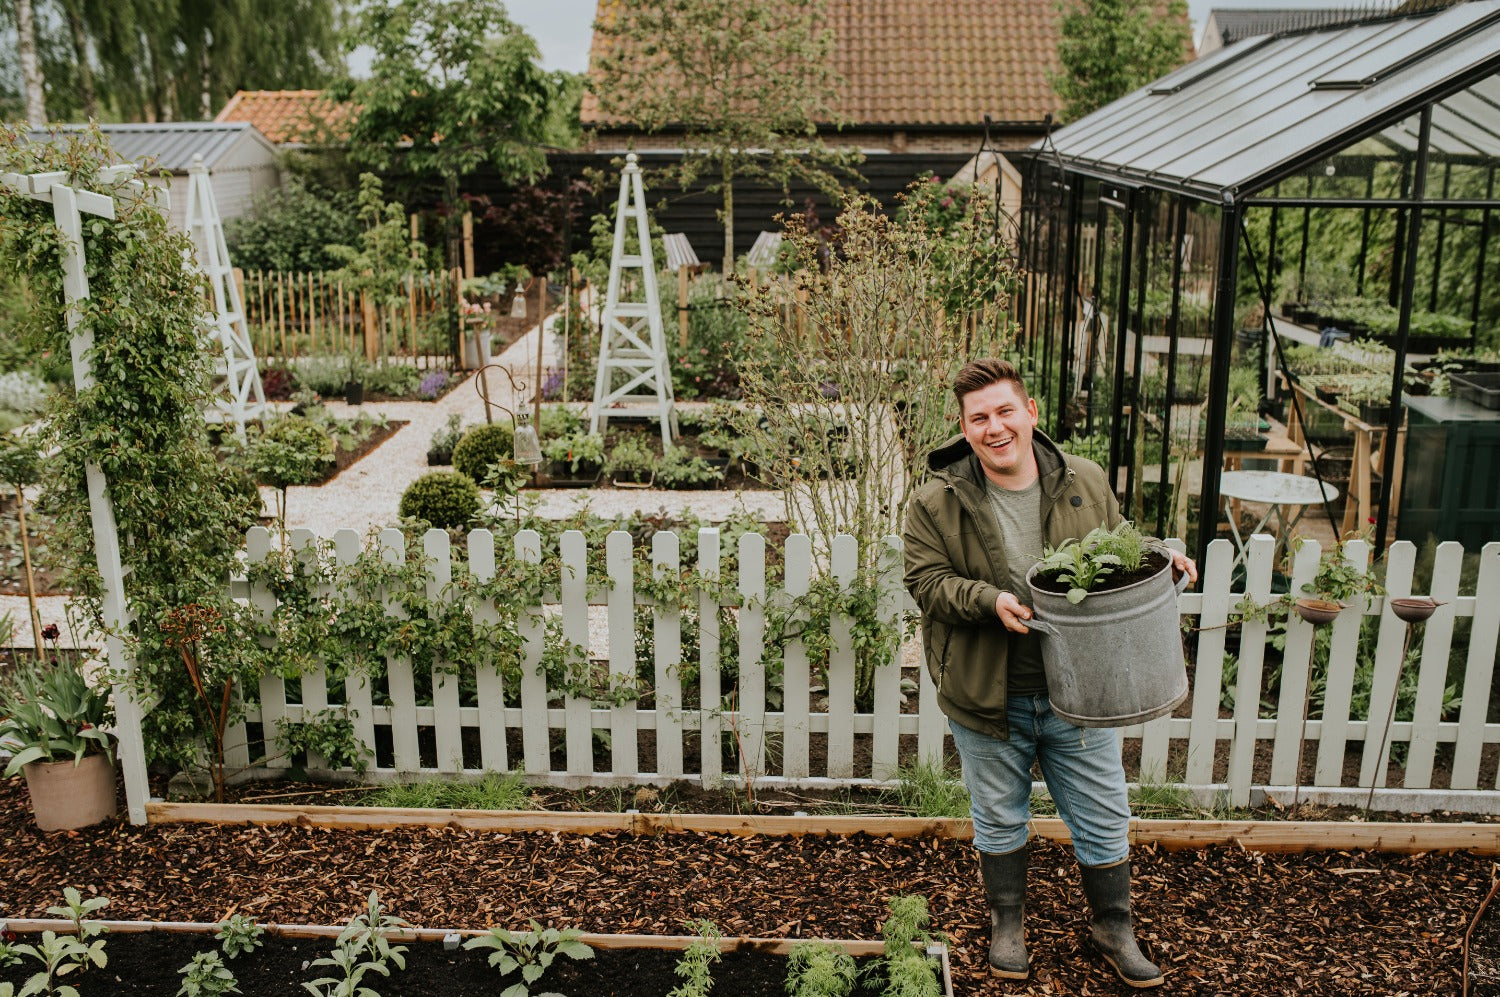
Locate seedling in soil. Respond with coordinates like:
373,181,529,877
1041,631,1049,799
214,915,265,960
462,919,594,997
177,950,241,996
304,892,409,997
879,895,941,997
666,919,722,997
786,940,858,997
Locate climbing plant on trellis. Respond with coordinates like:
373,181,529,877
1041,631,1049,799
0,126,258,823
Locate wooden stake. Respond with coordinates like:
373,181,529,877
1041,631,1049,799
462,211,475,280
15,484,42,658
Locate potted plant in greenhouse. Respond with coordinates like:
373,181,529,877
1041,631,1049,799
1023,523,1190,727
0,636,118,830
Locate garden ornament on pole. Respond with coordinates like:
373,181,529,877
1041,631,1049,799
0,162,164,825
1364,596,1442,812
472,362,543,466
1290,596,1343,810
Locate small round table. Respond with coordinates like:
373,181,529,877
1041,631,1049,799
1219,470,1340,568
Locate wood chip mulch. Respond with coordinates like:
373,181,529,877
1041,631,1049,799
0,779,1493,995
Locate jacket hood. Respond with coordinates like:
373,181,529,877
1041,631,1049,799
926,430,1073,496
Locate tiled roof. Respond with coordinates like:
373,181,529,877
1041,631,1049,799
582,0,1080,128
25,122,275,171
214,90,352,145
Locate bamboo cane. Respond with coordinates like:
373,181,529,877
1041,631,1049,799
15,485,42,658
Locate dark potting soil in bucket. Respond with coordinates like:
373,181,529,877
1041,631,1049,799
1025,547,1190,728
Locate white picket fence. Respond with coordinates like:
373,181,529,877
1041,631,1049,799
223,528,1500,812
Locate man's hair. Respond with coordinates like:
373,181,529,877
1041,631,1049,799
953,358,1029,411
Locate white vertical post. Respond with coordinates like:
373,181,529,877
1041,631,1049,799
425,529,463,773
468,529,508,773
335,529,376,766
249,527,289,773
517,529,549,775
560,530,593,775
737,533,767,785
826,533,857,780
380,527,419,773
1185,537,1235,786
697,528,723,788
870,536,903,781
1452,543,1499,790
1404,541,1462,787
1359,542,1417,790
290,529,329,770
652,531,684,779
1312,539,1371,785
781,534,811,779
1226,536,1274,806
606,531,638,777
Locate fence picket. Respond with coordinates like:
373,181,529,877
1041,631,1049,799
379,527,419,772
247,528,289,770
652,531,684,779
334,529,375,765
697,528,723,788
287,529,330,770
1313,539,1371,785
871,536,903,781
1453,543,1500,789
1360,543,1417,790
424,530,463,773
781,534,811,780
1269,540,1323,786
560,530,593,776
1139,538,1192,779
1404,541,1462,787
1227,535,1276,805
1184,538,1235,785
606,531,639,777
738,533,767,784
516,530,549,775
827,534,857,779
466,529,507,772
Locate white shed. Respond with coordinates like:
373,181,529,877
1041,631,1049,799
26,122,281,230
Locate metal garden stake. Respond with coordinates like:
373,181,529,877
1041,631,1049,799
1365,597,1441,812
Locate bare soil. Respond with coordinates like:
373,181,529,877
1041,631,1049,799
0,777,1494,995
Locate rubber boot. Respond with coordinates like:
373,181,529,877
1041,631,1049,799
978,846,1029,979
1079,859,1164,989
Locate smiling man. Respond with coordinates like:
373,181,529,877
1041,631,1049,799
903,358,1194,988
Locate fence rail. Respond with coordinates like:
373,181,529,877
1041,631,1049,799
222,529,1500,810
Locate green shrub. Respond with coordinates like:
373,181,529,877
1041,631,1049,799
399,471,481,530
223,177,361,272
363,362,423,397
452,422,516,483
241,415,335,490
659,445,722,488
603,433,657,479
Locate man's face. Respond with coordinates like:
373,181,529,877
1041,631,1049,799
959,379,1039,485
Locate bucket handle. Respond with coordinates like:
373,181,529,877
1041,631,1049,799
1027,568,1189,664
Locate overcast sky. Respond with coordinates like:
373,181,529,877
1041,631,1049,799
505,0,1379,74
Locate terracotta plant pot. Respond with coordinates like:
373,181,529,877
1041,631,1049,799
1294,597,1343,626
1389,597,1440,624
22,752,117,831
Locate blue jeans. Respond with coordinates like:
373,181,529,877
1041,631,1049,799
949,695,1130,867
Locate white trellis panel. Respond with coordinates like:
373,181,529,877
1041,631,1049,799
185,155,266,439
590,152,676,447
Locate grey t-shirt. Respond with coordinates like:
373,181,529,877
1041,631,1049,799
984,478,1048,694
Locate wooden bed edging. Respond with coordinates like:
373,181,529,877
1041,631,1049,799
145,801,1500,855
0,918,953,992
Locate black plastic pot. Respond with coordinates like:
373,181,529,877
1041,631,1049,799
344,381,365,406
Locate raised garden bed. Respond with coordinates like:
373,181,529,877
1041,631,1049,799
0,919,953,997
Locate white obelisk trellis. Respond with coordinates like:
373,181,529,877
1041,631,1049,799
0,165,159,825
591,152,676,446
185,154,266,439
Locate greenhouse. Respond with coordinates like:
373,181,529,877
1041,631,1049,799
1015,0,1500,563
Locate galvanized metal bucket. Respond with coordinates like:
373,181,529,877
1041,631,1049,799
1024,548,1190,728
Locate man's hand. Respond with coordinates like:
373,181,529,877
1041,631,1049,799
1170,549,1198,586
995,591,1033,633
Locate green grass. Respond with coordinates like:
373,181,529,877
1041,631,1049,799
361,771,533,811
883,760,971,818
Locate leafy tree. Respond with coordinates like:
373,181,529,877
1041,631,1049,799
590,0,860,273
0,0,343,121
1050,0,1192,122
224,177,362,273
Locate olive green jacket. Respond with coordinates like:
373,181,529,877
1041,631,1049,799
902,430,1121,740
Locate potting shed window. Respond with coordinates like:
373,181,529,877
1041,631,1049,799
1015,0,1500,562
